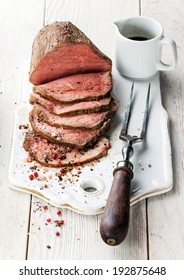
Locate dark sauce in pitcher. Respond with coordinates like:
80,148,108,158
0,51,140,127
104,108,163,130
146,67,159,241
128,36,149,41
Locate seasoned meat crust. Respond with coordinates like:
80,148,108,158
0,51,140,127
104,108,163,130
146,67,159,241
23,132,110,167
29,21,112,85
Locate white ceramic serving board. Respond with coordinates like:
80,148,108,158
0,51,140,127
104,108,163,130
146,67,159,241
8,60,173,215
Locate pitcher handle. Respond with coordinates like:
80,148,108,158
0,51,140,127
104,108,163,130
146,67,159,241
157,36,178,71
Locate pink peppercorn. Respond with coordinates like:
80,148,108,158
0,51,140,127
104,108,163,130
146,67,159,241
57,210,62,215
52,153,58,159
34,172,38,177
29,174,34,180
59,154,66,160
60,168,65,173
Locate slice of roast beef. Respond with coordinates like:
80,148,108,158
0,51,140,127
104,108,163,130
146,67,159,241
33,72,112,103
29,109,110,148
30,92,111,116
29,21,112,85
23,132,110,167
33,101,118,130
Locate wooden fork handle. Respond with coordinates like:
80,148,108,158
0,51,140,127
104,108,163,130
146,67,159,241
100,167,133,246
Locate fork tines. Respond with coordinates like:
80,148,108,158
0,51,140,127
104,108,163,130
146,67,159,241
120,81,134,137
119,82,150,140
140,83,150,140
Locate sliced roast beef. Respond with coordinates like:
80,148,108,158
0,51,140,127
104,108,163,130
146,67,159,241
29,109,110,148
33,72,112,103
33,101,118,130
24,132,110,167
23,21,117,168
29,21,112,85
30,92,111,116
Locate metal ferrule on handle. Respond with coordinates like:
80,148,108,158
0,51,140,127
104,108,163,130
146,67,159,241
114,160,134,179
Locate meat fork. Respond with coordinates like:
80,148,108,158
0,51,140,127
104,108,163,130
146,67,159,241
100,82,150,246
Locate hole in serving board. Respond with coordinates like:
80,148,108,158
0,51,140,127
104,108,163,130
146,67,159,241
80,177,104,195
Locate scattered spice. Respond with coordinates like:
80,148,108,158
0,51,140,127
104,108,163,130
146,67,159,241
52,153,58,159
54,219,64,227
59,220,64,225
27,157,33,163
58,175,63,181
30,165,37,170
29,174,34,180
56,231,60,236
47,245,51,249
47,218,51,223
59,154,66,160
60,168,66,174
57,210,62,215
37,174,46,181
43,205,48,210
29,171,39,180
44,156,49,163
34,171,39,177
19,124,29,130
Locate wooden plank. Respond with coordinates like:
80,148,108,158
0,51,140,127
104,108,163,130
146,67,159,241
27,0,148,260
141,0,184,259
0,0,44,259
28,199,147,260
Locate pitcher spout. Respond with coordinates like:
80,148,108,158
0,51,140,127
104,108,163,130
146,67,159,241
112,19,121,30
112,19,126,36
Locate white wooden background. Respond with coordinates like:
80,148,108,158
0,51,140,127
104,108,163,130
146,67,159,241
0,0,183,260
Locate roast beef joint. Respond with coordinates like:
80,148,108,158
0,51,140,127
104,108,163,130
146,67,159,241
23,21,118,167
